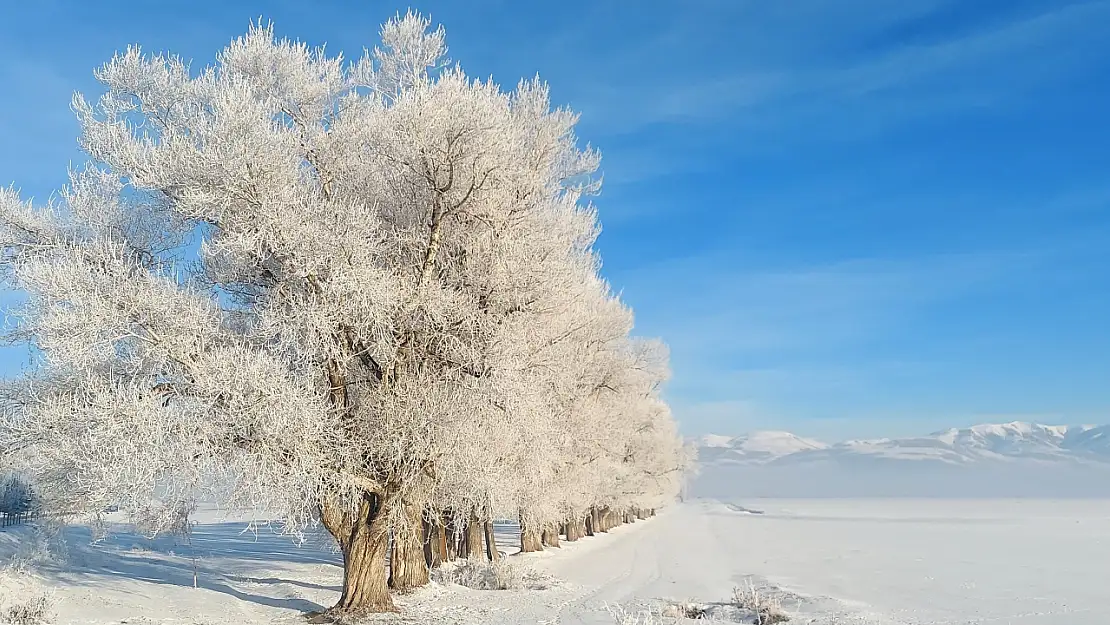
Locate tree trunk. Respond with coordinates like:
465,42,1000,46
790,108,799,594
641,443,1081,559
541,526,561,548
584,511,595,536
463,513,485,559
564,519,580,542
320,492,396,614
593,507,606,533
519,514,543,553
443,509,459,561
423,512,449,568
484,520,500,561
455,524,467,560
389,501,428,592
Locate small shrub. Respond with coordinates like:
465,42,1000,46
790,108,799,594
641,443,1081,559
0,568,56,625
431,559,524,590
604,603,662,625
2,594,56,625
492,560,525,590
661,601,709,619
8,522,67,570
733,582,790,624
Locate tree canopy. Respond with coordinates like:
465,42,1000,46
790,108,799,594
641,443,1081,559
0,12,690,614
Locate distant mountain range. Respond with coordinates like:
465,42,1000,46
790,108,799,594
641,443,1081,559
696,421,1110,467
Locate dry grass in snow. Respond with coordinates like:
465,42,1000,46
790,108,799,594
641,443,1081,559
613,580,793,624
605,603,664,625
0,565,57,625
733,580,791,624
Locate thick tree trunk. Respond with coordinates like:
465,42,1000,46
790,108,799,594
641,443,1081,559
584,511,595,536
519,514,544,553
423,513,449,568
320,492,396,614
463,513,485,559
601,507,615,530
389,501,428,592
564,519,580,542
484,520,500,561
593,507,606,533
541,526,561,548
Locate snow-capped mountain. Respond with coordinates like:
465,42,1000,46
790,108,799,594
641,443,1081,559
697,421,1110,467
696,431,827,465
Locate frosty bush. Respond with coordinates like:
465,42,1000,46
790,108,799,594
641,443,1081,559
0,568,56,625
635,587,793,624
604,604,662,625
7,525,67,571
733,582,790,624
431,559,523,591
660,601,709,619
1,595,55,625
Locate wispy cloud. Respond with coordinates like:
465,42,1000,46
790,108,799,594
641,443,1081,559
621,250,1038,355
573,0,1110,137
614,248,1067,436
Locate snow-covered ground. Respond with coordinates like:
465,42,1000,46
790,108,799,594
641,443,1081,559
2,498,1108,624
693,498,1110,625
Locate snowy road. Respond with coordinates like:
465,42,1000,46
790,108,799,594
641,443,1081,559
525,501,881,625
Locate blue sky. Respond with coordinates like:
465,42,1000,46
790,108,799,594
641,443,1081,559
2,0,1109,440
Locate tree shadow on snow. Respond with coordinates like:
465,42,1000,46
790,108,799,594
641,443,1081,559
245,576,341,592
31,521,341,614
25,518,530,614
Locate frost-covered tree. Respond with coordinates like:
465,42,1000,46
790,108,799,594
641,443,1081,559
0,12,685,615
0,472,37,515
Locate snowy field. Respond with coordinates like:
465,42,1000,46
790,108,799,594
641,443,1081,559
696,498,1110,625
3,498,1108,624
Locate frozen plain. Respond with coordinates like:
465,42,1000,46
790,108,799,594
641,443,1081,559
2,498,1109,624
693,498,1110,625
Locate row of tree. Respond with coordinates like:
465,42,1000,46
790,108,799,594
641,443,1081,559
0,473,38,516
0,13,689,615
